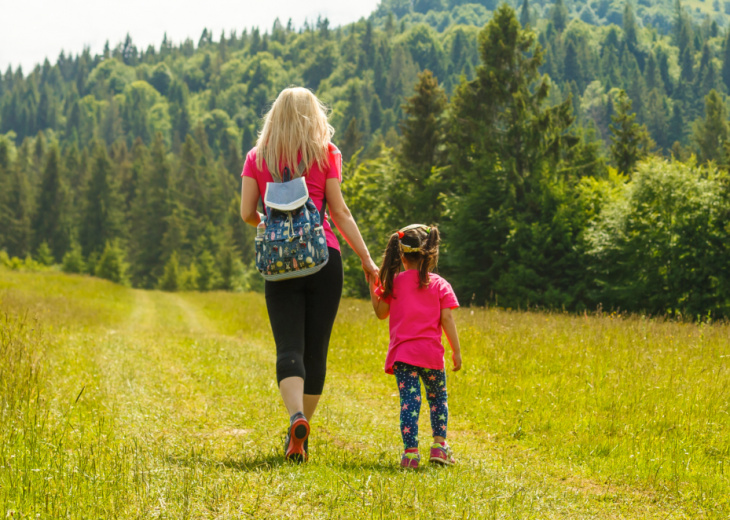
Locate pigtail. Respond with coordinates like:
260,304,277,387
379,233,403,298
417,226,440,289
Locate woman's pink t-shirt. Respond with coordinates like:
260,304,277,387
375,270,459,374
241,144,342,252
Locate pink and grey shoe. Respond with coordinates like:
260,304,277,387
429,442,455,465
400,448,420,469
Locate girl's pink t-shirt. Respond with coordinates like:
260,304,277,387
241,144,342,252
375,270,459,374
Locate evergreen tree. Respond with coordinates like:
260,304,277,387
609,90,651,174
623,3,639,54
129,133,171,287
95,240,129,285
397,70,448,224
196,249,221,290
445,4,575,305
0,146,33,258
692,89,728,163
158,251,181,291
79,143,125,257
32,144,70,261
563,41,582,86
668,102,686,146
340,118,364,161
35,241,54,266
722,31,730,92
61,240,86,274
520,0,531,27
551,0,569,32
399,70,447,175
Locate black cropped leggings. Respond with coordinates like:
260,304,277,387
264,248,343,395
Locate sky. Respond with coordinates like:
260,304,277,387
0,0,381,72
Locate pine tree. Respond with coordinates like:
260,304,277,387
340,118,364,161
610,90,651,174
61,240,86,274
721,31,730,92
36,241,54,266
0,145,33,258
79,143,125,257
520,0,531,27
623,3,639,54
158,251,181,291
399,70,447,175
196,249,220,291
129,134,171,287
95,240,129,285
551,0,569,32
564,40,582,86
668,102,686,146
692,89,728,163
32,144,70,261
445,4,575,305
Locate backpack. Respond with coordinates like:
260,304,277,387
254,159,329,281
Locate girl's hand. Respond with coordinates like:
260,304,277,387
452,351,462,372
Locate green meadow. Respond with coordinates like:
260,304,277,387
1,269,728,518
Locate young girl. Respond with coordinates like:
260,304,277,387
369,224,462,468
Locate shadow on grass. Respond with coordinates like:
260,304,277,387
165,451,406,474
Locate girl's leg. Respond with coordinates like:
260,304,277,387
422,368,448,443
302,249,343,419
394,362,422,449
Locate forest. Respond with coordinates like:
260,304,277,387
1,0,730,317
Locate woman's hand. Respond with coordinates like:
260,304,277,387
362,256,379,284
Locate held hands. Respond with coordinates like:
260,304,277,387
362,256,379,285
452,350,462,372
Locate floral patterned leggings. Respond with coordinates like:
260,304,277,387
393,362,448,450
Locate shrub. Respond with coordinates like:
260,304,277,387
95,241,129,285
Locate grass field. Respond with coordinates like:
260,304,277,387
1,268,729,518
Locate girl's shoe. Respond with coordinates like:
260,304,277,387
429,442,455,465
284,413,310,462
401,449,420,469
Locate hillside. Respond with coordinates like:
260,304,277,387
2,2,730,316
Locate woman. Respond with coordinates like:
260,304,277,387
240,87,378,462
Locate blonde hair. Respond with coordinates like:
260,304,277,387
256,87,334,175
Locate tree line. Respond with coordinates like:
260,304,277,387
1,2,730,316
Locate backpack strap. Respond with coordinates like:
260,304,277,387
271,158,307,183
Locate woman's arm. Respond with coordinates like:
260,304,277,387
325,178,378,281
240,176,262,227
441,308,462,371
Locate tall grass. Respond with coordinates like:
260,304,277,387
1,268,728,518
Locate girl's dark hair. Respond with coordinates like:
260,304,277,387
378,225,440,298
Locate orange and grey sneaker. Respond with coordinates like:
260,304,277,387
284,412,310,463
400,448,420,469
429,442,455,465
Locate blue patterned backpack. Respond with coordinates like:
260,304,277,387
254,160,329,281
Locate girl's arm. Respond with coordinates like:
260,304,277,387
326,178,378,282
369,279,390,319
240,177,262,227
441,308,462,371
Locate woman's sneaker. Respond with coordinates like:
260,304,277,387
429,442,455,465
401,448,420,469
284,412,310,463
